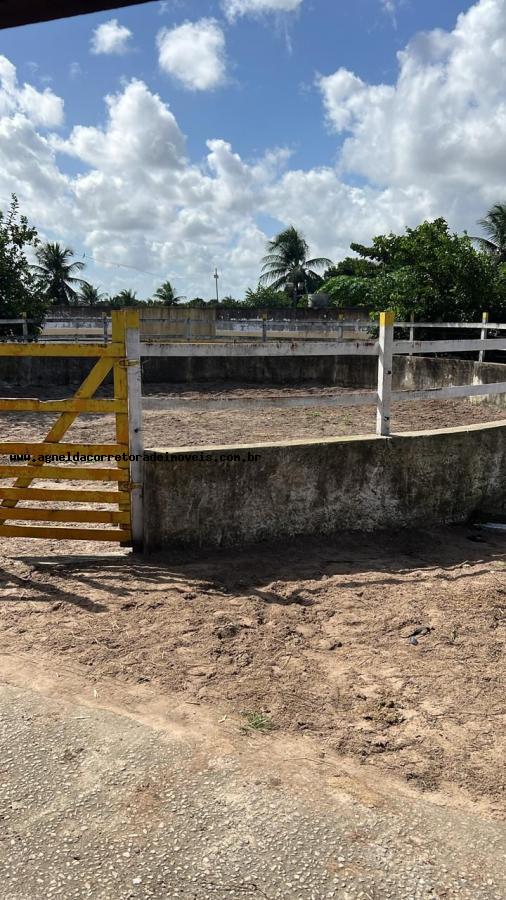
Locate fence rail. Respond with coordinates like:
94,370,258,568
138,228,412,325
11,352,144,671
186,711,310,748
137,315,506,438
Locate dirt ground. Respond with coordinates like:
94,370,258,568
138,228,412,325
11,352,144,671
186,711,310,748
0,381,504,823
2,380,506,447
0,525,504,821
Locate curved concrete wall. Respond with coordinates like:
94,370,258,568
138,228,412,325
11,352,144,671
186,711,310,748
1,352,505,393
143,420,506,551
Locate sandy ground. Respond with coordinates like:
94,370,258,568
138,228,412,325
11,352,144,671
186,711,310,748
2,381,506,448
0,525,504,822
0,381,504,827
0,676,505,900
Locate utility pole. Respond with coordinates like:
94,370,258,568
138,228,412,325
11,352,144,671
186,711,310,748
213,267,219,304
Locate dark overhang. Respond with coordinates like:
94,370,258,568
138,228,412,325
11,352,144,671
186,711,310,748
0,0,153,30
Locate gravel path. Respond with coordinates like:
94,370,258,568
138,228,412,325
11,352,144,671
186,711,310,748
0,679,504,900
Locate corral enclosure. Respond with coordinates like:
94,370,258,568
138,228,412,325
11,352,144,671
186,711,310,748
0,312,505,829
1,311,506,551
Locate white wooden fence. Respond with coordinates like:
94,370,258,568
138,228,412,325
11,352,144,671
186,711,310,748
137,313,506,441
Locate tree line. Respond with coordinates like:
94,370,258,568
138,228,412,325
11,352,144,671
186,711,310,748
1,193,506,330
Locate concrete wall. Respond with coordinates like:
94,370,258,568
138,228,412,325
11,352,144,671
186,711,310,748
140,307,216,340
143,421,506,551
1,351,505,394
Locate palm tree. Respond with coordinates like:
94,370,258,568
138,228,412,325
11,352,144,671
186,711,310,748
110,289,139,307
473,204,506,262
259,226,332,305
153,280,184,305
79,282,106,306
33,242,86,305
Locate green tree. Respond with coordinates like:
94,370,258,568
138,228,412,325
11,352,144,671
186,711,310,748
152,280,184,305
319,275,373,309
323,257,378,280
473,204,506,262
78,282,107,306
259,226,331,305
33,242,86,306
0,195,47,338
345,219,504,322
187,297,206,307
244,284,291,308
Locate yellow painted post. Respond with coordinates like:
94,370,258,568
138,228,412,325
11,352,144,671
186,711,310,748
376,310,394,436
479,311,488,363
111,310,132,545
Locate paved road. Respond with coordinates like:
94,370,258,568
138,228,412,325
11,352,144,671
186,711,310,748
0,682,504,900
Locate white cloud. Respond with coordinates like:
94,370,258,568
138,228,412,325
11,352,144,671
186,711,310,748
318,0,506,205
2,1,506,299
381,0,397,23
222,0,303,20
0,55,63,126
91,19,132,55
157,19,226,90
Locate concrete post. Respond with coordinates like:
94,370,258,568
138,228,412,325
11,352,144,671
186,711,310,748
21,312,28,342
409,313,414,356
376,310,394,437
262,314,267,343
479,311,488,363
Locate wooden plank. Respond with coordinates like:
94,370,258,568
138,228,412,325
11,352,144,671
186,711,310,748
125,310,143,550
391,382,506,403
0,356,116,512
376,311,394,436
0,465,128,481
140,340,380,358
0,398,125,413
394,338,506,354
0,524,131,542
0,442,127,455
0,487,129,504
0,507,130,524
395,321,506,330
0,342,123,358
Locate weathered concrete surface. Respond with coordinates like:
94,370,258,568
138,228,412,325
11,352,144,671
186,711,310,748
1,352,505,389
1,677,504,900
143,421,506,550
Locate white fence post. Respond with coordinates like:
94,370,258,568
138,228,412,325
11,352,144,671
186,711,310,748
479,311,488,363
376,310,394,436
125,310,144,552
409,313,414,356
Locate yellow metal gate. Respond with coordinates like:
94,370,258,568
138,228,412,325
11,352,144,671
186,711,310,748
0,310,135,545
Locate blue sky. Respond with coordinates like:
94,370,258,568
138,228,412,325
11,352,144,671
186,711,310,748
0,0,501,299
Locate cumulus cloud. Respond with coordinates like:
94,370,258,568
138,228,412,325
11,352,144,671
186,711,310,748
2,1,506,298
222,0,303,20
91,19,132,55
157,19,226,90
316,0,506,229
0,55,63,126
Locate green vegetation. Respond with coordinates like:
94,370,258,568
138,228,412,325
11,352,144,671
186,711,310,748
240,711,275,733
2,195,505,323
33,242,86,306
319,217,506,322
0,195,47,337
259,225,331,306
472,203,506,262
